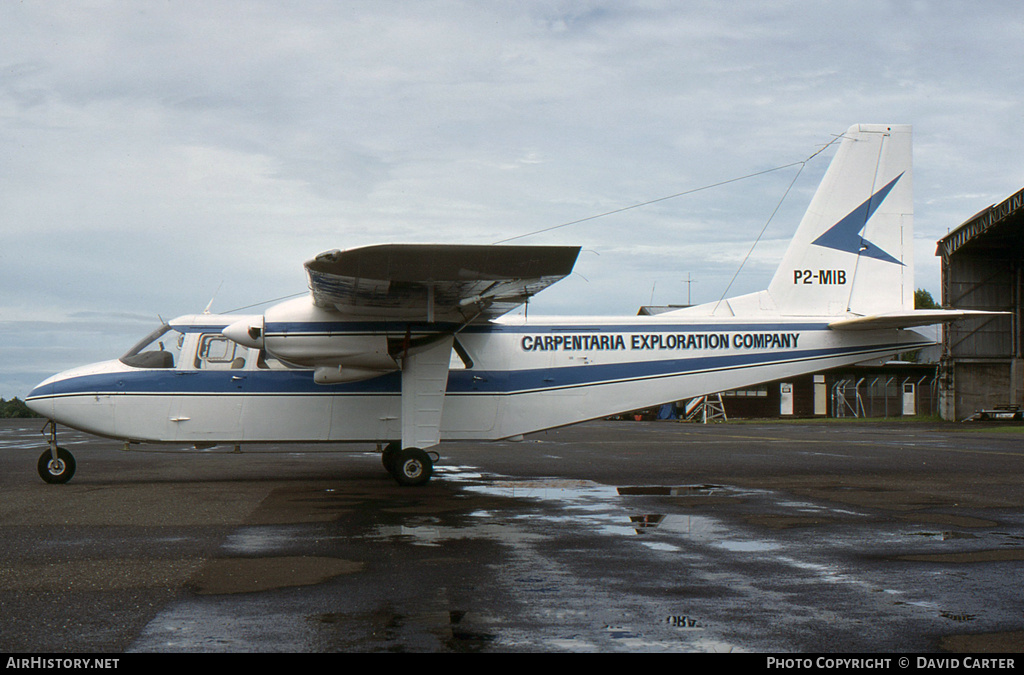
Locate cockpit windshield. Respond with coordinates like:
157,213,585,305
119,323,183,369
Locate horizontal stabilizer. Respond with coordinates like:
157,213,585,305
828,309,1007,331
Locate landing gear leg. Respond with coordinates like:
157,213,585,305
37,420,76,484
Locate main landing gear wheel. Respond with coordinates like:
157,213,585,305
382,442,401,474
38,446,76,484
381,442,435,486
394,447,432,486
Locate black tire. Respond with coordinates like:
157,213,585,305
393,447,433,487
38,447,76,484
381,441,401,474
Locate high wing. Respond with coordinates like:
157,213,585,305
305,243,581,322
300,243,580,467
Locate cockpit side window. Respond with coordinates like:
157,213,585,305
195,334,244,370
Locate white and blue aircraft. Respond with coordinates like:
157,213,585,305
26,124,983,486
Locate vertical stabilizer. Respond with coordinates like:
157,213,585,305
766,124,913,317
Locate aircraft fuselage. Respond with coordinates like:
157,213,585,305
26,312,930,445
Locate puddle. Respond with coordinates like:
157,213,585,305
618,485,725,497
908,530,979,542
419,468,788,557
222,526,305,555
717,539,782,553
228,464,1021,651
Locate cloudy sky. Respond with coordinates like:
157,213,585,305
2,1,1023,397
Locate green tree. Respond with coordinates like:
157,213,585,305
0,398,39,418
915,288,940,309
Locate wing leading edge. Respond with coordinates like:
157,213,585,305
305,243,581,321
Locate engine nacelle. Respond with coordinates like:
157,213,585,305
223,296,460,383
224,297,404,381
266,297,398,369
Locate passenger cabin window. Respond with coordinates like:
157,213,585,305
195,335,245,370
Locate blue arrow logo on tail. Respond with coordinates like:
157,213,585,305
811,172,905,266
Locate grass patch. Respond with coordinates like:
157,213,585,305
719,414,948,425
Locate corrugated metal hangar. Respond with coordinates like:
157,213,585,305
937,186,1024,421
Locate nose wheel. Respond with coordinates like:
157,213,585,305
38,446,76,484
37,421,76,484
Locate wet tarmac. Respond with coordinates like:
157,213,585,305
2,417,1024,653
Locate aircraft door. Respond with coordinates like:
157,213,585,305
438,336,499,436
169,334,247,442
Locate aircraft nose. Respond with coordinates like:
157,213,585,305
224,317,265,349
25,378,56,418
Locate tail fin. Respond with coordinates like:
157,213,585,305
766,124,913,317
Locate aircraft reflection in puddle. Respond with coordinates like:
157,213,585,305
383,466,785,556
